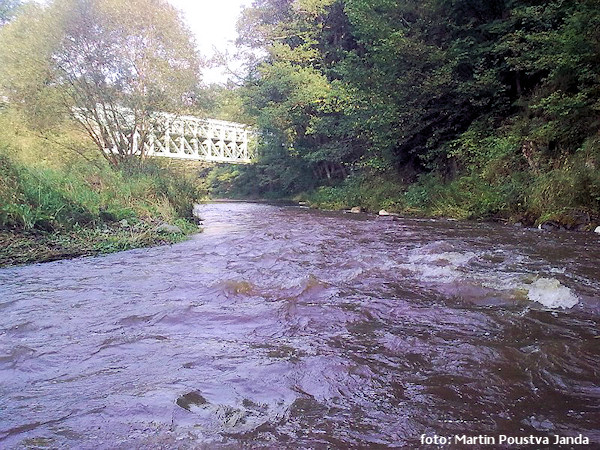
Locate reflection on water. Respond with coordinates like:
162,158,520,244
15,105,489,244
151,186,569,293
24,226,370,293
0,202,599,448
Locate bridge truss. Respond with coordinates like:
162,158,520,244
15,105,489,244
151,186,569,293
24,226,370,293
132,115,256,164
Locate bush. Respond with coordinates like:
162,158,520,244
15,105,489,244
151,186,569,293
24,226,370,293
306,172,406,212
0,152,98,231
0,142,201,232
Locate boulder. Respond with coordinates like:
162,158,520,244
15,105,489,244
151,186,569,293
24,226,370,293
595,226,600,234
378,209,390,216
350,206,363,213
537,210,596,232
538,221,561,231
156,223,183,234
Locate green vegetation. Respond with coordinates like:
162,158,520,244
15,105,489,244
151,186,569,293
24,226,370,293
0,0,201,165
0,112,202,266
0,0,204,267
2,0,599,269
208,0,600,229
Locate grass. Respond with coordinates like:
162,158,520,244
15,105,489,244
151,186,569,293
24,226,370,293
0,221,197,267
0,110,204,267
302,155,599,230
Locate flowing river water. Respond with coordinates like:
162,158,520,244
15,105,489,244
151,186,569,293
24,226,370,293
1,202,599,448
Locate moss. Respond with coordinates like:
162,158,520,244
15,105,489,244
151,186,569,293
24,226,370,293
0,219,199,267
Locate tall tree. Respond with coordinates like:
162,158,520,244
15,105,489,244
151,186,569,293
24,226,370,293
232,0,599,200
239,0,363,192
0,0,201,166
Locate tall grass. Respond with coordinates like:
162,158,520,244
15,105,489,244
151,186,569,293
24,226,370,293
0,110,202,234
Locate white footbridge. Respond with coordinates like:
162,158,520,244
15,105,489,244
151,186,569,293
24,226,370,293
86,107,257,164
133,115,257,164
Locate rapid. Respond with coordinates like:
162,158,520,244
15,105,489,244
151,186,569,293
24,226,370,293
0,202,598,448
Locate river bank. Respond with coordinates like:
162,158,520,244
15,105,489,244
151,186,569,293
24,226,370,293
0,119,203,268
3,193,596,268
320,203,600,233
0,219,198,268
206,157,600,233
298,175,600,233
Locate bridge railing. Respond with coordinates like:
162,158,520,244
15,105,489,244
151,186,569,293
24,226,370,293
140,115,256,163
81,107,257,164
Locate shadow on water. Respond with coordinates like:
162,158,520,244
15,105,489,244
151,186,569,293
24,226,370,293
0,202,599,448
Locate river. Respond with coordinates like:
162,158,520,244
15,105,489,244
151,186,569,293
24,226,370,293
1,202,599,448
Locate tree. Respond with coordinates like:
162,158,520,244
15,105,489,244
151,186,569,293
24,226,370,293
232,0,599,202
238,0,362,192
0,0,201,166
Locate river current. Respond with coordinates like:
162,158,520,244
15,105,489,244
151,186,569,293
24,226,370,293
0,202,599,448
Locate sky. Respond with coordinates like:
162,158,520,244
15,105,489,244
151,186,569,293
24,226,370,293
167,0,250,85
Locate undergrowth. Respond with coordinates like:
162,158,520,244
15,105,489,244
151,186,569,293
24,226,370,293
0,112,203,266
303,134,600,227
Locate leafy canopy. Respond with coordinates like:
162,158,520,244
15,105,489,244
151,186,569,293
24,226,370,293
0,0,201,166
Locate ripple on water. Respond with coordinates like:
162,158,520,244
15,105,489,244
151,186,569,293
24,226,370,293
0,202,598,448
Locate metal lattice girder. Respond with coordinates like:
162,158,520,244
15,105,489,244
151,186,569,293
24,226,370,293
92,109,257,164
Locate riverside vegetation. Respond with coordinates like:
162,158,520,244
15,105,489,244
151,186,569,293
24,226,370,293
2,0,599,267
0,0,204,267
207,0,600,230
0,112,202,267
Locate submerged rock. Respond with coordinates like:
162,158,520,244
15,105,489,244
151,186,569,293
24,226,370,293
176,391,208,411
156,223,183,234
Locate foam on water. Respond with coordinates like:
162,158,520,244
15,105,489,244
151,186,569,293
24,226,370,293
403,246,580,309
526,277,580,309
404,251,477,283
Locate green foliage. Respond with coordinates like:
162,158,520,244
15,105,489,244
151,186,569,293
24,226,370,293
224,0,600,223
306,172,405,212
0,0,201,165
0,152,96,231
206,166,244,198
527,138,600,217
0,107,202,237
404,173,525,220
203,85,256,124
0,148,201,232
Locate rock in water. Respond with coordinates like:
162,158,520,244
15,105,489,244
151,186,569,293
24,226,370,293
538,221,561,231
595,226,600,234
176,391,208,411
156,223,183,234
350,206,363,213
379,209,390,216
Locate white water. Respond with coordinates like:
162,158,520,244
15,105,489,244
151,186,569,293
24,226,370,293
399,242,581,309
